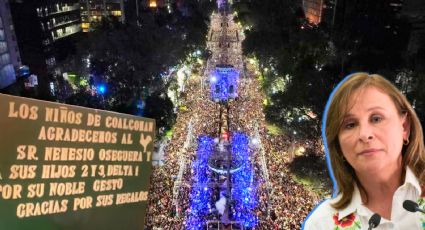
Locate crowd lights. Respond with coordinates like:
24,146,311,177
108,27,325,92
222,131,229,141
210,76,217,83
186,136,214,230
186,133,259,229
231,133,258,227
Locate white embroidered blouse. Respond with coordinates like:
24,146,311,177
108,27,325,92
303,168,425,230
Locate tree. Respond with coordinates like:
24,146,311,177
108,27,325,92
58,2,213,132
237,0,416,142
144,93,176,132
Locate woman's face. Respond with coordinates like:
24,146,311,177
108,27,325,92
337,86,409,177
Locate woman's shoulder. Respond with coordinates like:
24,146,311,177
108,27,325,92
302,198,339,230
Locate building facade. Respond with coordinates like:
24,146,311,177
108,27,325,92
303,0,323,25
0,0,21,89
36,0,81,70
80,0,125,32
402,0,425,56
10,0,82,96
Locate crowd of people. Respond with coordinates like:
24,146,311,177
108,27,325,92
144,10,328,230
230,67,323,229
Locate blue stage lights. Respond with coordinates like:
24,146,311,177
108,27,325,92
231,133,258,228
186,136,214,230
97,84,106,94
210,65,239,102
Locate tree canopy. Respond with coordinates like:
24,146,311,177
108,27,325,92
234,0,425,141
58,1,215,133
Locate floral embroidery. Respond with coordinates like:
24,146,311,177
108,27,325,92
332,212,361,230
418,196,425,230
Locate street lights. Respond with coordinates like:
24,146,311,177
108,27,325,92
97,84,106,94
97,84,107,108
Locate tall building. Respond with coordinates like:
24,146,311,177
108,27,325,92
148,0,166,8
125,0,173,27
80,0,125,32
402,0,425,56
0,0,21,89
36,0,81,70
324,0,405,30
303,0,323,25
10,0,82,94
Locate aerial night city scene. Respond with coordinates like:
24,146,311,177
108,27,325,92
0,0,425,229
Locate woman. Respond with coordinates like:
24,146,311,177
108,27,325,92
303,73,425,229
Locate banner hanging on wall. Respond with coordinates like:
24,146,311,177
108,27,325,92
0,93,155,230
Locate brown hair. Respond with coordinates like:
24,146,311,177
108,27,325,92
325,72,425,209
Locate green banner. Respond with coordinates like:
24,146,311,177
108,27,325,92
0,94,155,230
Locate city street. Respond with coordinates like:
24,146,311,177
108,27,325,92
145,5,318,229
